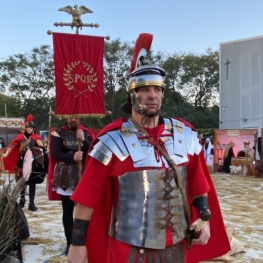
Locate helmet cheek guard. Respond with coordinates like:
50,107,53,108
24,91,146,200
129,90,147,115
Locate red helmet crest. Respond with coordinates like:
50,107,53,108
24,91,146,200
130,33,153,73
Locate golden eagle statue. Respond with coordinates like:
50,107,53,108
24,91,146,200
58,5,93,29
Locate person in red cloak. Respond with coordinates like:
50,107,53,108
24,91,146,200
3,114,44,211
67,33,230,263
47,117,94,255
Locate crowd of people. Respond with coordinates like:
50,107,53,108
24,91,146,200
201,136,256,174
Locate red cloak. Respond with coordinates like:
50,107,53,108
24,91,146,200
3,133,42,173
71,117,230,263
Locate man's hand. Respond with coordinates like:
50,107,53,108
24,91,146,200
67,245,88,263
190,220,210,245
77,129,85,142
74,151,83,162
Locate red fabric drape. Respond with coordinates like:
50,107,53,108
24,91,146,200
52,33,106,117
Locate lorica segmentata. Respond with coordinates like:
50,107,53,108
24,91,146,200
109,167,188,249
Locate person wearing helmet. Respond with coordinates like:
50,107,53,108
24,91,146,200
67,34,230,263
3,114,46,211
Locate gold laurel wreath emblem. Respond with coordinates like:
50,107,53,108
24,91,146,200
83,62,97,92
63,61,97,95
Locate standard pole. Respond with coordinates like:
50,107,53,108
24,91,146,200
77,117,81,180
4,104,8,146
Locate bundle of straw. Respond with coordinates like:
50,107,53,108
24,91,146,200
0,178,26,262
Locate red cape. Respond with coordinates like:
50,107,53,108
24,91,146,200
73,117,230,263
3,133,41,173
174,117,231,261
47,125,95,201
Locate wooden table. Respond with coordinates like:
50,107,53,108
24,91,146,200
231,157,256,176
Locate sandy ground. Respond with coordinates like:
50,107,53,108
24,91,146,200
212,172,263,263
2,172,263,263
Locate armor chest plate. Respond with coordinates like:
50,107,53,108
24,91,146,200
59,129,78,152
109,167,188,249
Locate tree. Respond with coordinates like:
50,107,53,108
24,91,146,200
0,93,21,117
0,45,54,130
162,54,183,92
0,40,220,131
180,49,219,109
103,39,133,121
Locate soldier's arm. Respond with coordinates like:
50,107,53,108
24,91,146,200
3,144,15,158
67,203,93,263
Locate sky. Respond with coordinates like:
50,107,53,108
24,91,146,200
1,1,263,59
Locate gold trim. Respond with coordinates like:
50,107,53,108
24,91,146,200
175,121,183,134
129,80,164,90
54,113,107,118
63,61,98,97
167,123,172,131
161,137,171,143
19,139,31,154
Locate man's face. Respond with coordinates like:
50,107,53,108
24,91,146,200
68,118,77,130
136,85,163,116
26,126,33,134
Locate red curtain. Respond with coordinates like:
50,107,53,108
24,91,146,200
52,33,106,117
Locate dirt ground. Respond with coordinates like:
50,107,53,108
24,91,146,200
6,171,263,263
211,172,263,262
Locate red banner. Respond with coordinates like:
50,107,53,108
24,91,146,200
52,33,106,117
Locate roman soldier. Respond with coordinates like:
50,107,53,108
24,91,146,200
67,33,230,263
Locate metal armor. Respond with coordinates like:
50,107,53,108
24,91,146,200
109,168,188,249
89,118,202,249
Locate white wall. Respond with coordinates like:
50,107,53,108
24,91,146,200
220,36,263,136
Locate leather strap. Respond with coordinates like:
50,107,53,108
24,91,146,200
19,138,31,154
129,117,191,225
71,219,89,246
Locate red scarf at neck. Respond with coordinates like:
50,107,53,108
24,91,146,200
144,124,165,162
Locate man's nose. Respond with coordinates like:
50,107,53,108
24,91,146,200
148,88,157,98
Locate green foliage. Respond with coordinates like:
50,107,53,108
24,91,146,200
0,40,220,131
178,49,219,109
0,45,54,130
0,93,20,117
103,39,132,121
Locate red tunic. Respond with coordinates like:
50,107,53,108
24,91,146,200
71,118,230,263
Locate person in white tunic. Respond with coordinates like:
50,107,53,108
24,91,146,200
203,138,214,172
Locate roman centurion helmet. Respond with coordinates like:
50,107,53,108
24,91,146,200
120,33,166,115
25,114,35,128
